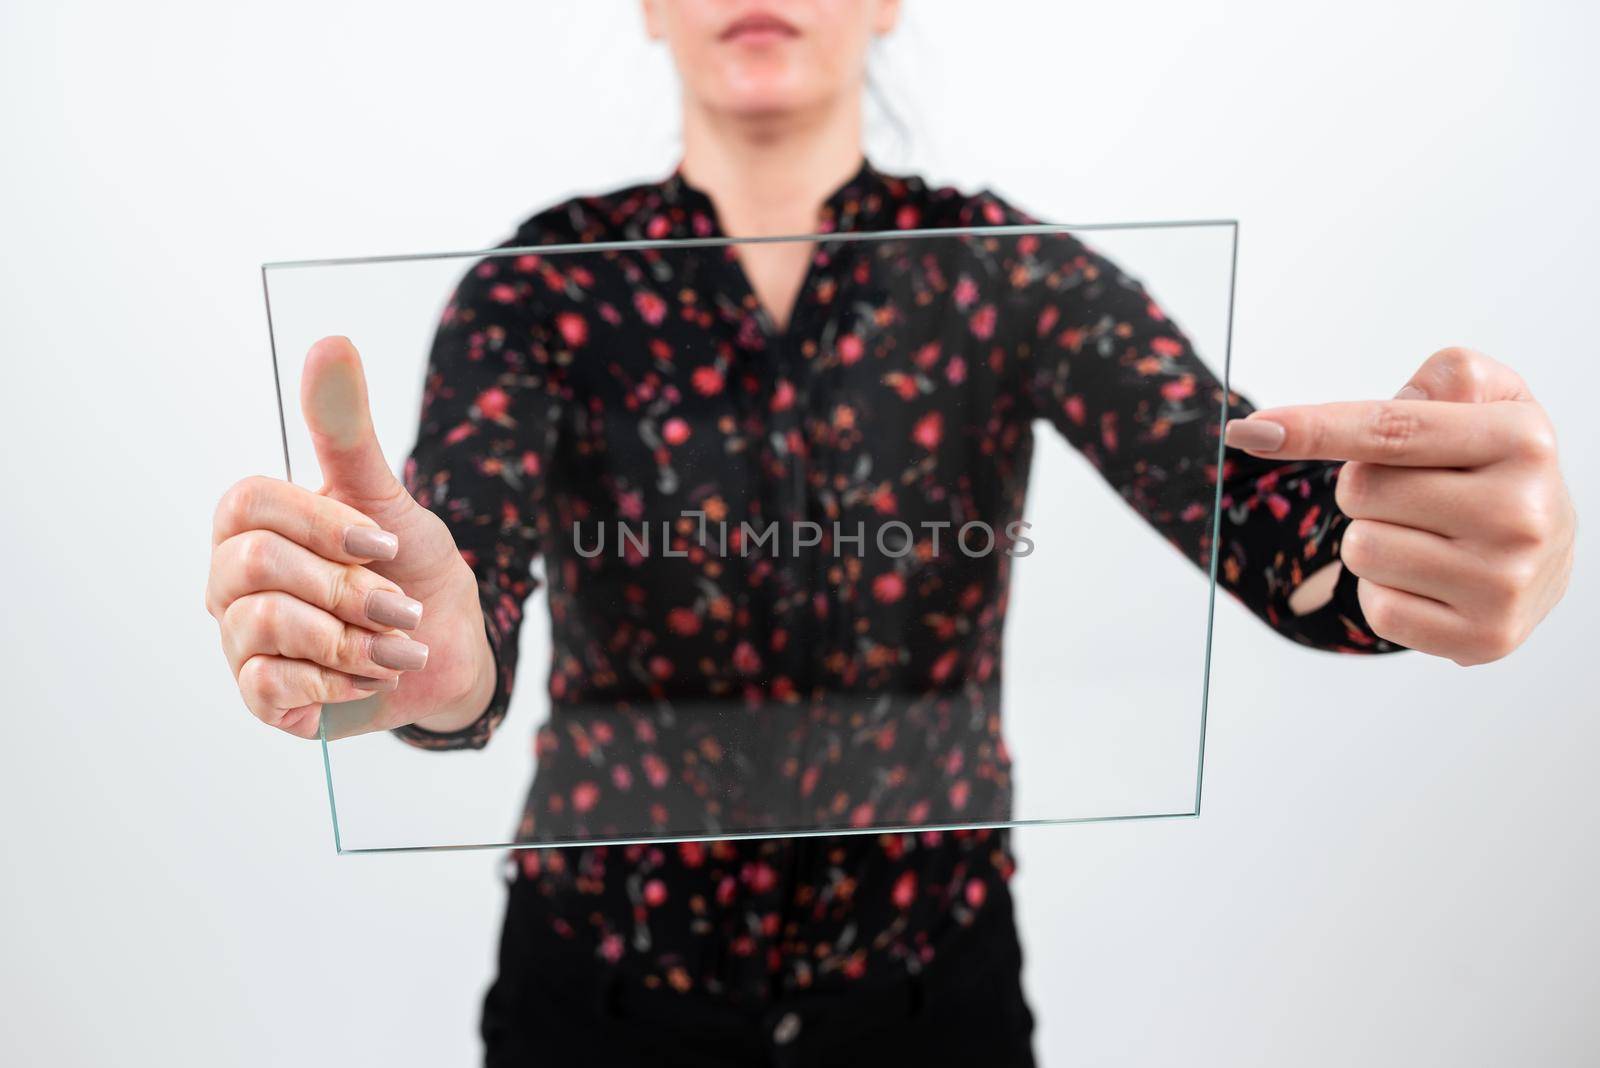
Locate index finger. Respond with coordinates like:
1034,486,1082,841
1226,400,1529,467
213,475,399,562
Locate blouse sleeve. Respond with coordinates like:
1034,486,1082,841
1019,232,1402,654
391,257,565,750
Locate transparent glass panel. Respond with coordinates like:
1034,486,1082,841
260,222,1237,853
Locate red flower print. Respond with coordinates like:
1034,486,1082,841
1150,336,1183,357
475,387,510,421
969,304,996,340
732,641,762,676
837,333,865,365
1037,305,1059,336
892,871,917,909
743,862,778,894
896,204,920,229
634,290,668,325
641,753,669,790
912,411,943,450
555,312,588,347
691,366,724,396
667,607,701,636
662,417,691,446
872,572,905,604
1161,377,1196,402
571,781,600,813
488,283,517,304
954,276,979,309
771,380,795,412
884,371,918,401
965,878,987,909
643,879,668,907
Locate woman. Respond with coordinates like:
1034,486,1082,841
206,2,1575,1064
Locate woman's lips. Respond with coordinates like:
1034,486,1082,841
718,13,801,43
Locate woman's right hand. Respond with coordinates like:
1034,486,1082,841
206,336,497,739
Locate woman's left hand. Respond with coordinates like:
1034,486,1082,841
1224,347,1576,665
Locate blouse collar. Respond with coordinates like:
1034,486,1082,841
659,157,896,238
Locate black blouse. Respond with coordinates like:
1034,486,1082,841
394,160,1397,1004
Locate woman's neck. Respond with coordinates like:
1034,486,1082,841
678,93,865,239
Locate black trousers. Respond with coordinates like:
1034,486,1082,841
482,879,1037,1067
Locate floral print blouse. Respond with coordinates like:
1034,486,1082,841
394,160,1398,1004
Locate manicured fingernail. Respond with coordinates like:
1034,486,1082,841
352,675,400,692
1395,384,1428,401
371,634,429,671
367,589,423,631
1224,417,1287,452
344,526,398,560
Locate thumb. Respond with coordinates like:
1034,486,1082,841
300,336,405,506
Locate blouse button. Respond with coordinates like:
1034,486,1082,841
772,1011,802,1045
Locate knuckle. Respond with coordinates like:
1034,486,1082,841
1431,347,1485,392
1501,485,1554,545
235,530,277,586
238,657,277,706
248,593,282,635
1335,463,1369,517
216,477,255,529
325,566,355,615
1510,414,1558,464
302,499,332,555
1365,403,1421,460
314,664,347,702
218,476,275,532
1487,554,1538,603
1339,520,1379,575
330,622,364,669
1474,620,1523,664
1356,581,1399,638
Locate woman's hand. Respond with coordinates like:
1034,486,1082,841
206,336,496,738
1225,347,1576,666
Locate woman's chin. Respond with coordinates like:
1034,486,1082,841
708,84,832,125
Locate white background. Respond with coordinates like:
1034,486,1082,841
2,1,1597,1064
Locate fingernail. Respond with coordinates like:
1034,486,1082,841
371,634,429,671
1395,384,1428,401
1224,418,1287,452
367,589,423,631
344,526,399,560
352,675,400,692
